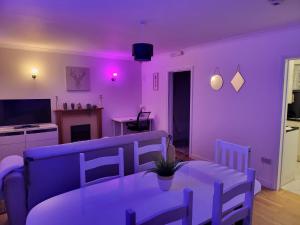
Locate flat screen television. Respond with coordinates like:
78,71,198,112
0,99,51,126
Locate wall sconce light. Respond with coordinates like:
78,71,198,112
31,68,39,79
112,72,118,81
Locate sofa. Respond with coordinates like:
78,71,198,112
3,130,174,225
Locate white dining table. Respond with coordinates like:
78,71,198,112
26,161,261,225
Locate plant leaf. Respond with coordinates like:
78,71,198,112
145,158,187,177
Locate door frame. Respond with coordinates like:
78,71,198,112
276,57,300,190
168,66,194,158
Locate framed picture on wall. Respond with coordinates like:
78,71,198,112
66,66,90,91
153,73,159,91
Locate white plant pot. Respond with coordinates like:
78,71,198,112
157,175,174,191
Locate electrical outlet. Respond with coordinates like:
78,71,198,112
261,157,272,165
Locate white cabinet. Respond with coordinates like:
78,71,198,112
287,60,300,104
0,132,25,145
0,124,58,160
287,61,295,104
286,120,300,161
26,139,57,149
293,64,300,90
281,127,299,186
25,128,58,148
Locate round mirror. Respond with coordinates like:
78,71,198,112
210,74,223,91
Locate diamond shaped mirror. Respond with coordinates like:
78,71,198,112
231,65,245,92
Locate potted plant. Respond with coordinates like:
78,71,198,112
146,159,185,191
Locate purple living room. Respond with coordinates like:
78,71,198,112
1,1,300,225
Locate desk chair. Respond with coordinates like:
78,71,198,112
127,111,151,132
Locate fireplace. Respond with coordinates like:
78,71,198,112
54,108,102,144
71,124,91,142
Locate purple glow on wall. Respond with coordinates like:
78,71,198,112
112,72,118,81
141,25,300,189
104,65,120,82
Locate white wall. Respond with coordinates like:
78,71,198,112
142,25,300,188
0,47,142,136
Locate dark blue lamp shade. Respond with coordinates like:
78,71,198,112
132,43,153,61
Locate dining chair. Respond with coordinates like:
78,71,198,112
127,111,151,132
126,188,193,225
212,168,256,225
214,139,251,173
134,137,167,173
79,147,124,187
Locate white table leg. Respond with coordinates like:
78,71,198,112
121,122,124,136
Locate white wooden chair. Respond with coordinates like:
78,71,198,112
214,139,251,173
134,137,167,173
79,147,124,187
212,168,256,225
126,188,193,225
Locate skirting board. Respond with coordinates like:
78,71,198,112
190,153,210,161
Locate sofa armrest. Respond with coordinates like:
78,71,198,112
4,169,27,225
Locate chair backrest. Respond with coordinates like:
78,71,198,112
126,188,193,225
137,111,151,128
212,168,256,225
214,139,251,173
134,137,167,173
79,147,124,187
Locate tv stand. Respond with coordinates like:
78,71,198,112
0,123,58,160
14,124,40,129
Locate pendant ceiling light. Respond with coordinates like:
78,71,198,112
132,20,153,62
268,0,284,6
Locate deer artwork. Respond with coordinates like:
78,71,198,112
70,68,86,89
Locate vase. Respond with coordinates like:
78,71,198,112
86,104,92,110
63,103,67,110
157,175,174,191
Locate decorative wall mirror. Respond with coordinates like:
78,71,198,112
231,64,245,92
210,68,223,91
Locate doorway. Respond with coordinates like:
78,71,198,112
168,70,191,161
279,58,300,194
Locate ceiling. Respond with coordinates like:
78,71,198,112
1,0,300,59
